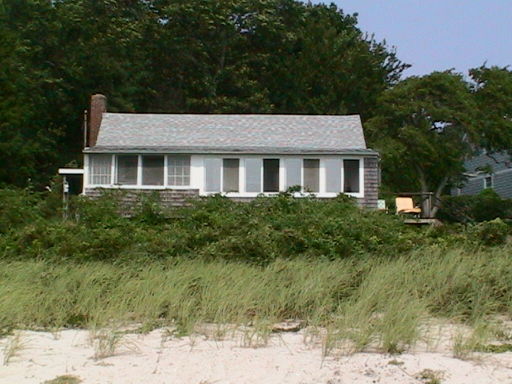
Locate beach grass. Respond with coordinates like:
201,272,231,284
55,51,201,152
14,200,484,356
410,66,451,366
1,244,511,354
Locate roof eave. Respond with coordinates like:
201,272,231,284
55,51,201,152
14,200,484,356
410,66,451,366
83,146,379,156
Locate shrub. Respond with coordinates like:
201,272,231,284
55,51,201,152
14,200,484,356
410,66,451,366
469,218,510,246
0,190,428,264
2,189,509,265
0,188,42,234
472,189,512,222
436,195,475,223
70,191,126,227
132,191,168,225
437,189,512,223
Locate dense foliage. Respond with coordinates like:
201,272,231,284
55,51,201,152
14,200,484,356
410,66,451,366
437,189,512,224
0,0,406,187
366,68,512,214
0,189,510,265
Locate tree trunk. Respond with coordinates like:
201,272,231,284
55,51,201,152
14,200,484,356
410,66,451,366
416,166,431,218
431,176,449,218
415,167,449,218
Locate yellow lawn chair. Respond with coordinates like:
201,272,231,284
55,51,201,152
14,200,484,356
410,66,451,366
395,197,422,216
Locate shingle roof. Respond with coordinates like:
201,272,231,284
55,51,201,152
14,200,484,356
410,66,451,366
464,152,512,174
87,113,375,155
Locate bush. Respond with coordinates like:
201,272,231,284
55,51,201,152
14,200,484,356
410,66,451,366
437,189,512,223
0,191,428,264
0,189,43,234
436,195,475,223
469,218,510,246
472,189,512,222
1,189,509,265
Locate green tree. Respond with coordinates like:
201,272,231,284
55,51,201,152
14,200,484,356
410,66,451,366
0,0,59,186
367,67,512,216
366,71,478,216
0,0,406,187
470,66,512,154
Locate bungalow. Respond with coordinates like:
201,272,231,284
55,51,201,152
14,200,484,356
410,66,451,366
81,94,379,207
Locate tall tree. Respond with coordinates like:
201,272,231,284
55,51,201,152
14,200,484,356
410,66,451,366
367,67,512,216
470,66,512,156
366,71,477,215
0,0,406,188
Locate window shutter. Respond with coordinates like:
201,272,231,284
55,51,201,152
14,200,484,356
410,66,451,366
285,158,301,190
325,158,342,193
204,158,222,192
245,158,262,192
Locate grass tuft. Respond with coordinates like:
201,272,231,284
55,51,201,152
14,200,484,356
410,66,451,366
88,328,139,360
2,331,25,365
416,369,444,384
42,375,82,384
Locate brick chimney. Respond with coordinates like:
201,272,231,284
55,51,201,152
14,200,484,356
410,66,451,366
88,94,107,147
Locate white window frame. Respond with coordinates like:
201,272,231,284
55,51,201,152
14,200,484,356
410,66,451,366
221,157,241,194
199,155,365,198
110,154,141,187
85,154,367,198
262,158,282,194
86,154,114,187
341,157,365,199
140,154,167,187
88,154,191,190
484,174,493,189
301,158,321,194
166,155,192,189
202,156,283,197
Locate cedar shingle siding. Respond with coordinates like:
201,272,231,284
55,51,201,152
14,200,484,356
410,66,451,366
85,188,200,215
362,157,379,208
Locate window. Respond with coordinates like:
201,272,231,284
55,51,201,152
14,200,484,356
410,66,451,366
343,159,360,193
117,155,138,185
89,154,112,185
168,155,190,186
245,158,262,193
484,175,493,189
263,159,280,192
142,155,164,185
204,158,222,192
303,159,320,192
223,159,239,192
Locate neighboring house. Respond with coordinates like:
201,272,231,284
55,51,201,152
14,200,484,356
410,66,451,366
81,94,379,208
454,152,512,199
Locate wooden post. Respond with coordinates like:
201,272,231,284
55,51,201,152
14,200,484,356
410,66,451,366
63,176,69,219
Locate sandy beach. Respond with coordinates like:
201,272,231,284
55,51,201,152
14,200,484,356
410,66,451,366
2,328,512,384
